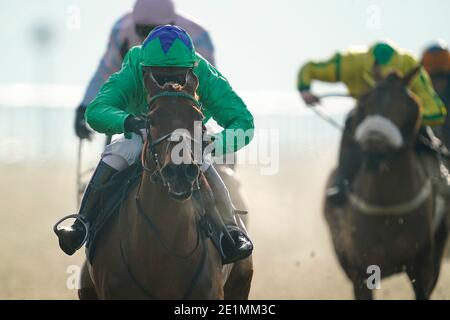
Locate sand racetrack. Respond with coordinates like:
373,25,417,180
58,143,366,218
1,152,450,299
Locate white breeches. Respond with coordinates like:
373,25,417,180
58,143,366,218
101,130,212,172
101,132,145,171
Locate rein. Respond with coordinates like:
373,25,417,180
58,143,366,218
306,94,352,131
134,193,201,259
147,91,202,110
119,221,208,300
141,90,204,183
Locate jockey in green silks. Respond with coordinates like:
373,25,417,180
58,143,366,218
55,25,254,264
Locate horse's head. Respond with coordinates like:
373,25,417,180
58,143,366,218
142,67,204,201
354,66,422,156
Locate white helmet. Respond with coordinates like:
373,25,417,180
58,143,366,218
132,0,176,26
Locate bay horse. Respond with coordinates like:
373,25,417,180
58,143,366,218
78,71,253,299
324,67,449,300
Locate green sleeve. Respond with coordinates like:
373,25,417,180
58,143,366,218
297,53,341,91
195,54,254,155
85,47,142,136
409,67,447,126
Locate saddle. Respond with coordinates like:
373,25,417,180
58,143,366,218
85,164,229,264
85,163,142,263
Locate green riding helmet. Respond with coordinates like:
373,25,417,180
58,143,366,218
140,24,197,68
372,41,396,65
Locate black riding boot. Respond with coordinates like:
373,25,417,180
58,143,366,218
55,161,117,255
327,110,362,207
204,165,253,264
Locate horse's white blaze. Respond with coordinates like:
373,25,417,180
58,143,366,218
355,115,403,149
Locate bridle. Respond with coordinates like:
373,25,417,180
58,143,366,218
121,90,209,299
137,90,205,252
141,91,204,186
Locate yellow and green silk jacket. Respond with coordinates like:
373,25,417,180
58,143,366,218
297,46,447,126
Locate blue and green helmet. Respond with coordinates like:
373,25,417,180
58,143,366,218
140,25,197,68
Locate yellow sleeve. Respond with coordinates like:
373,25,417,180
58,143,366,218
297,53,341,91
407,56,447,126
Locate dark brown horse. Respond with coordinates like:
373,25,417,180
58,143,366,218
324,68,449,300
78,71,253,299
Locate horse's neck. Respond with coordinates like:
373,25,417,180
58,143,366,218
127,172,198,252
354,150,427,204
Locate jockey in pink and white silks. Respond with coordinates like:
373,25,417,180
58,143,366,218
75,0,216,139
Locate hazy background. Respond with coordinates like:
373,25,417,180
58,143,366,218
0,0,449,91
0,0,450,299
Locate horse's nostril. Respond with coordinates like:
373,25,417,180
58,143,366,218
161,164,177,182
184,164,199,180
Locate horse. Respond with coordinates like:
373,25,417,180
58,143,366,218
324,67,449,300
77,71,253,299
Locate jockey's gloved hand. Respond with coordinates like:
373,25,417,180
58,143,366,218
74,105,93,140
124,115,147,137
300,90,321,106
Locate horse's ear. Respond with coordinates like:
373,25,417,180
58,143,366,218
143,69,163,96
402,65,421,86
183,70,199,96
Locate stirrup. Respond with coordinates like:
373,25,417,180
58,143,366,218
53,214,90,249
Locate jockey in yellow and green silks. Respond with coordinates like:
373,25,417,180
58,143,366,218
422,40,450,116
298,41,447,126
297,41,447,206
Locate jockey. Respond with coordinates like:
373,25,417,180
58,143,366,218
55,25,254,264
421,40,450,148
75,0,215,140
297,41,447,205
422,40,450,108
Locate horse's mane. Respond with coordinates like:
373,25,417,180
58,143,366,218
161,82,184,92
153,82,203,118
161,82,199,101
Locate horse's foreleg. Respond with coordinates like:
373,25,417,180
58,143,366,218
428,206,449,292
352,278,374,300
407,245,436,300
224,256,253,300
78,260,98,300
